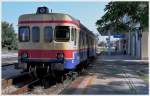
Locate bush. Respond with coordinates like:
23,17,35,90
2,21,18,50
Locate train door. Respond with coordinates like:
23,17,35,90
42,25,53,58
31,25,42,59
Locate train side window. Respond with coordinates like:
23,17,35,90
44,26,53,42
74,29,76,45
81,31,84,47
79,31,81,47
71,28,74,41
19,26,30,42
89,37,91,48
71,28,76,45
85,33,86,47
32,26,40,42
82,32,84,47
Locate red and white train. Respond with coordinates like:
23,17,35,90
16,7,97,79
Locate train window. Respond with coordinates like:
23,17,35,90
19,26,30,42
82,33,84,47
71,28,77,45
55,26,70,42
80,31,83,47
82,32,85,47
44,26,53,42
32,26,40,42
71,28,74,41
74,29,76,45
84,34,87,46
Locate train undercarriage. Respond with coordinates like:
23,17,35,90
23,60,91,86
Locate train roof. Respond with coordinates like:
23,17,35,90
19,10,95,38
19,13,79,22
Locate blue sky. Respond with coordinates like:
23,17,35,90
2,1,114,42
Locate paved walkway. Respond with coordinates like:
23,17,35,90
2,53,17,58
61,54,149,94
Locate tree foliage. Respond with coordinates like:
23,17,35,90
96,1,149,34
2,21,18,50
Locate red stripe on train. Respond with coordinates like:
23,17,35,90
18,20,80,27
18,49,78,58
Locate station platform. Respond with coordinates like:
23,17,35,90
60,52,149,94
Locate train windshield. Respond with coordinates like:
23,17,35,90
19,26,30,42
55,26,70,42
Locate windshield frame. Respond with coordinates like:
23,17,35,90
54,26,70,42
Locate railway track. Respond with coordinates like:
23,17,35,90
2,59,93,95
2,56,17,67
2,72,30,89
2,63,17,67
11,78,40,94
2,73,75,95
2,72,40,94
2,67,91,95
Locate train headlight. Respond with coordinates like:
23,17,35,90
57,53,64,59
36,7,49,14
21,52,28,58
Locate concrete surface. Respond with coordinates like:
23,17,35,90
141,32,148,60
61,53,148,94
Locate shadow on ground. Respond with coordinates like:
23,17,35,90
60,52,149,94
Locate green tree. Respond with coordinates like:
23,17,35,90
96,2,148,34
2,21,18,50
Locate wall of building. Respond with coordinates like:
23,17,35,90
141,32,148,60
130,32,136,57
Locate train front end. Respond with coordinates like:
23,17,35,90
16,7,80,77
